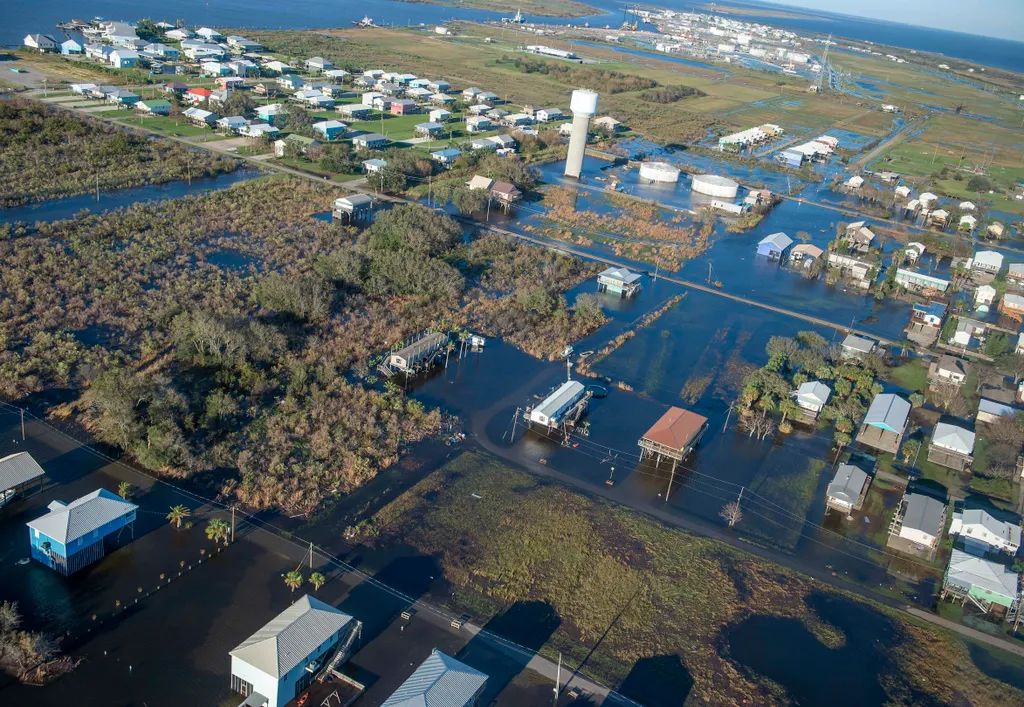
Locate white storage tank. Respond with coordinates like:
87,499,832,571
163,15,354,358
691,174,740,198
638,161,681,183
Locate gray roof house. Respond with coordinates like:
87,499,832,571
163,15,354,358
928,422,976,472
943,549,1019,610
840,334,877,360
825,463,870,513
229,595,359,707
381,648,488,707
857,393,911,454
0,452,45,503
891,492,947,558
950,509,1022,554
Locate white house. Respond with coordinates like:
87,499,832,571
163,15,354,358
960,214,977,231
793,381,831,417
975,284,996,306
536,108,563,122
196,27,222,41
229,595,359,707
973,250,1004,273
825,463,870,513
895,185,912,198
895,492,947,549
949,509,1022,554
24,34,58,51
429,108,452,123
928,422,975,472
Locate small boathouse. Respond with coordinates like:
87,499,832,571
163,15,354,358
527,380,589,429
381,331,449,376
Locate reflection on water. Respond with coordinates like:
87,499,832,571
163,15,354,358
0,170,263,225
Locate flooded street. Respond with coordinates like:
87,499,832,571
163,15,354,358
2,127,1024,706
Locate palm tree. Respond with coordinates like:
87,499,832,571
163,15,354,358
284,570,304,593
309,572,326,591
206,518,230,545
117,481,133,499
167,505,190,529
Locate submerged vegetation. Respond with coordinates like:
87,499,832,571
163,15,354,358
0,176,602,511
0,99,240,208
353,451,1020,706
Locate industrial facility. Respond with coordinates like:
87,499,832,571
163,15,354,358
639,161,681,184
691,174,740,198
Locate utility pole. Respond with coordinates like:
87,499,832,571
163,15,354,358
510,407,520,443
308,541,314,569
231,506,235,543
553,652,561,704
21,408,25,441
723,404,732,433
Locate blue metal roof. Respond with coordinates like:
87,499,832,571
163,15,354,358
864,394,910,433
382,649,487,707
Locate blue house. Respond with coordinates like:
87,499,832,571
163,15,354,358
756,232,793,260
313,119,347,141
27,489,138,575
61,39,83,55
778,148,804,168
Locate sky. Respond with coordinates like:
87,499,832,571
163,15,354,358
758,0,1024,41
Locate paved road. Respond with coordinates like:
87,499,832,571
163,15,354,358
854,116,927,169
19,90,1024,661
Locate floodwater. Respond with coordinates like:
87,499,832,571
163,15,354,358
0,170,263,225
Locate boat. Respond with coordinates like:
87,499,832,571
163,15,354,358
352,16,375,27
502,9,524,24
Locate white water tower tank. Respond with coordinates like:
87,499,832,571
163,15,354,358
565,89,599,179
569,88,599,116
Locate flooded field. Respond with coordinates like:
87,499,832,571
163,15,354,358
0,170,263,225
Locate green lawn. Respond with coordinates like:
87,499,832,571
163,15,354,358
888,360,929,393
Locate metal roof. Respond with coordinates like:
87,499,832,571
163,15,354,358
979,398,1017,417
641,407,708,450
841,334,876,353
382,649,488,707
946,549,1018,599
794,381,831,407
534,381,586,421
230,595,353,679
864,394,910,433
26,488,137,544
932,422,975,455
757,232,793,252
0,452,45,492
953,509,1022,547
826,463,868,505
599,267,642,285
902,493,945,536
974,250,1004,269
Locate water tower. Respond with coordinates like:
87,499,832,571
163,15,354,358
564,89,599,179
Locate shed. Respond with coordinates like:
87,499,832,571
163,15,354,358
381,649,487,707
638,407,709,465
0,452,45,507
